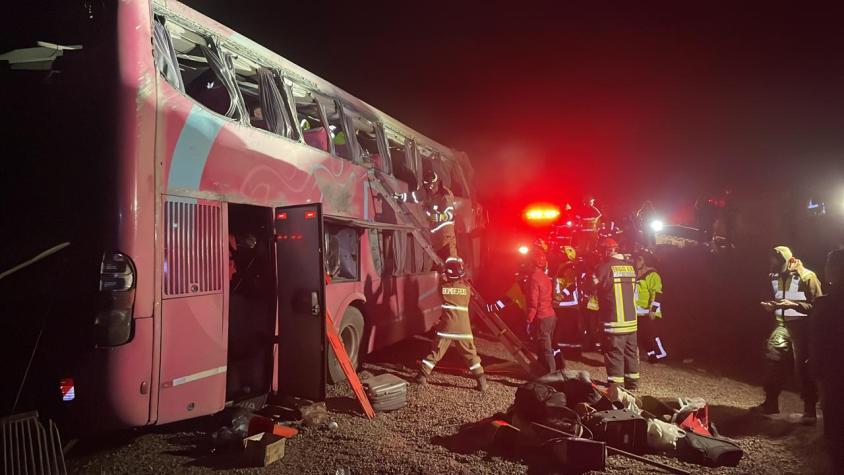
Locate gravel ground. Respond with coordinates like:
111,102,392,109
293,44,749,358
66,332,832,475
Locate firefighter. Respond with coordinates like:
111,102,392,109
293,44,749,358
422,170,458,260
416,257,488,392
574,194,602,254
593,237,640,390
755,246,822,423
810,249,844,473
526,249,558,373
633,250,667,362
553,245,583,353
635,200,658,248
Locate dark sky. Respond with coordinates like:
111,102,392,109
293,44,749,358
182,1,844,211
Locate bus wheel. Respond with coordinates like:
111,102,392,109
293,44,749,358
328,306,364,384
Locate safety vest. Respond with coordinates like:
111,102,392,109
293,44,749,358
634,270,663,318
427,187,455,234
770,272,806,322
436,280,474,340
597,260,637,334
553,262,579,308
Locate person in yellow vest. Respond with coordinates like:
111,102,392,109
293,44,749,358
422,170,458,260
415,257,488,392
553,246,583,352
633,250,667,362
754,246,822,423
593,238,640,390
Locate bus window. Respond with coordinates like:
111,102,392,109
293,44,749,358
290,84,328,152
368,229,396,277
153,18,185,92
349,113,388,173
165,21,240,119
388,137,416,186
227,53,270,131
450,162,469,197
321,100,353,161
325,224,359,281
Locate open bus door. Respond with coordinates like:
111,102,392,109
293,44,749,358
274,203,327,401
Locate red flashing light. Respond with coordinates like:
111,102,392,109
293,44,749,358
524,205,560,222
276,212,288,220
304,211,317,219
518,245,529,255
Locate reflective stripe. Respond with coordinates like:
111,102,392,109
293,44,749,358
653,337,668,359
562,288,571,296
422,359,435,369
469,362,482,371
431,221,454,233
636,306,650,316
164,365,227,388
411,191,420,203
495,300,505,309
613,280,625,322
437,331,474,340
625,372,640,379
441,304,469,312
771,274,807,318
445,256,460,262
651,301,661,312
608,376,625,383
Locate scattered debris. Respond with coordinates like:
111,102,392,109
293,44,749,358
243,432,286,467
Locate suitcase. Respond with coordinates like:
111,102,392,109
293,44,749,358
361,374,408,412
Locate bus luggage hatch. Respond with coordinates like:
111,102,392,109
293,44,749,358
274,204,327,401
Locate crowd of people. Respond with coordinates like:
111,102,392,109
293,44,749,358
411,189,843,472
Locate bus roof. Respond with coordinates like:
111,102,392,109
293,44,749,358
154,0,462,162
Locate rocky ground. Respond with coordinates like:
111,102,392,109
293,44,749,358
67,334,832,475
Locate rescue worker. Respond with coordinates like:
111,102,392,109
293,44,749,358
810,249,844,473
422,170,458,260
633,250,667,362
574,194,602,254
635,200,658,248
526,249,558,373
553,245,583,353
754,245,822,423
593,237,640,390
416,257,488,392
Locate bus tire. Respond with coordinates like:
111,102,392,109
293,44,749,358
328,306,364,384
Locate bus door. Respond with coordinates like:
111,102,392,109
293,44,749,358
274,203,327,401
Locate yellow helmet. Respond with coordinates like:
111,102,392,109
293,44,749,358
563,245,576,262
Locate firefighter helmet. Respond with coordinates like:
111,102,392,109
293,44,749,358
423,170,439,188
598,237,619,250
563,245,577,262
442,257,465,280
533,251,548,269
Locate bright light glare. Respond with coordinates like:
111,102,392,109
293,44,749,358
650,220,665,232
524,206,560,221
518,245,529,255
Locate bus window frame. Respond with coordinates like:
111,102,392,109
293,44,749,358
317,96,355,162
289,82,333,154
344,106,390,173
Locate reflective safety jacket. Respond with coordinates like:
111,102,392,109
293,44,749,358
594,257,637,334
769,267,822,323
553,261,579,308
634,268,663,318
436,279,474,340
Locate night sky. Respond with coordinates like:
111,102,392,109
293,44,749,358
182,1,844,213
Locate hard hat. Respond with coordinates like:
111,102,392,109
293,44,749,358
598,237,619,250
442,257,465,280
423,170,439,186
563,245,576,262
773,246,793,262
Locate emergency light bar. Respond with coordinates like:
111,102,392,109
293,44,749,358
518,245,529,255
524,205,560,222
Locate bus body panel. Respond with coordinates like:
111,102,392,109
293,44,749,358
157,294,227,423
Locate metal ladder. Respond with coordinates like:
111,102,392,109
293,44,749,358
366,171,540,377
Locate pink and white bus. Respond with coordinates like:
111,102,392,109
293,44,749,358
1,0,484,433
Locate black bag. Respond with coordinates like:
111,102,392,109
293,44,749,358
514,382,557,420
583,409,648,454
534,370,603,408
676,431,743,467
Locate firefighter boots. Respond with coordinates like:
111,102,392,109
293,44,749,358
476,375,489,392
